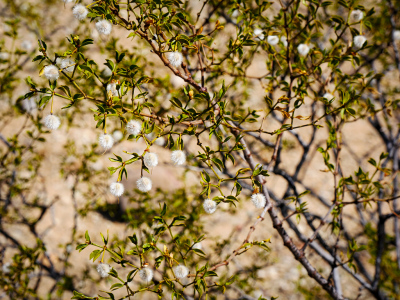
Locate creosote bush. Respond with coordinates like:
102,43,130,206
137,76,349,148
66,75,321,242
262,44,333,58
1,0,400,299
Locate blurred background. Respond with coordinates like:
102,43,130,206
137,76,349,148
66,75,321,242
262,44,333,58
1,0,400,299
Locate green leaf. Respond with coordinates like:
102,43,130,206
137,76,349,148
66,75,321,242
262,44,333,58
39,95,52,108
105,59,115,71
110,283,124,291
76,244,88,252
71,290,93,299
170,97,182,108
368,158,377,167
85,230,90,242
32,55,45,62
204,271,218,277
89,249,102,262
298,190,310,198
192,248,206,257
155,255,164,268
81,38,94,47
128,234,137,245
161,203,167,216
201,171,210,183
100,232,108,245
243,39,257,46
252,164,263,176
212,157,224,171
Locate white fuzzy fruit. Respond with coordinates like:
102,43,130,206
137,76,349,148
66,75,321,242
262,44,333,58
96,20,112,35
139,268,153,283
43,65,59,81
43,114,61,130
251,193,266,209
136,177,152,192
203,199,217,214
126,120,141,136
354,35,367,48
297,44,310,56
267,35,279,45
99,134,114,150
96,263,111,278
166,51,183,68
144,152,158,168
72,4,88,21
171,150,186,165
174,265,189,279
110,182,124,197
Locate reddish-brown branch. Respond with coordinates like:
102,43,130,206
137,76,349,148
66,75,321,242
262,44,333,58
229,124,340,299
136,111,204,126
135,30,207,93
300,203,336,252
207,215,268,272
267,133,282,170
341,195,400,205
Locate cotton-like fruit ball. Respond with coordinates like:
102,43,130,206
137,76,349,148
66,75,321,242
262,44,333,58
99,134,114,150
43,114,61,130
43,65,59,81
166,51,183,68
353,35,367,48
112,130,123,142
0,52,10,60
192,242,202,250
351,10,364,22
173,265,189,279
96,263,111,278
281,36,288,47
59,58,75,73
203,199,217,214
126,120,141,136
144,152,158,168
251,193,266,209
136,177,152,192
138,268,153,283
297,44,310,56
267,35,279,45
254,28,264,41
110,182,124,197
72,4,88,21
394,30,400,41
107,82,119,97
323,93,334,101
96,20,112,35
171,150,186,165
